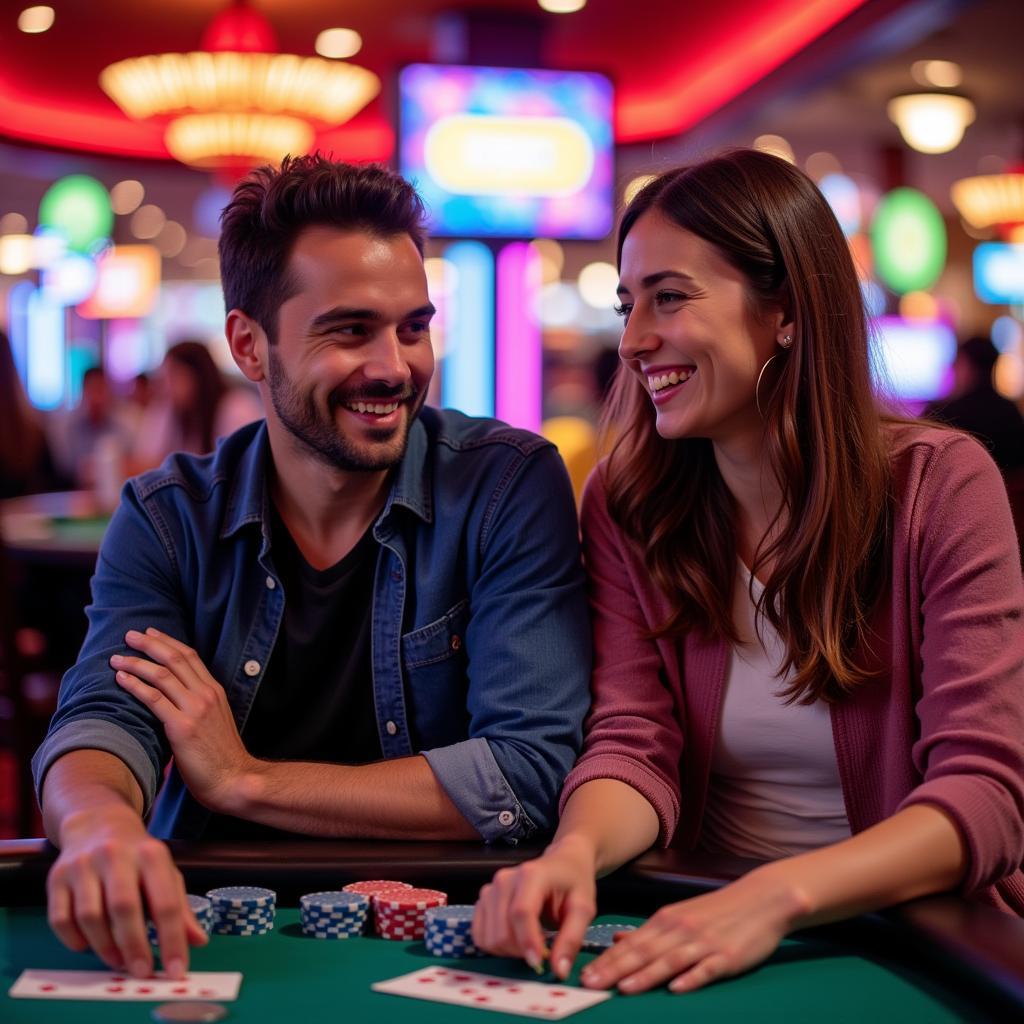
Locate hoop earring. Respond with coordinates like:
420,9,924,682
755,352,782,419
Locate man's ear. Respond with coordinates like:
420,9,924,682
225,309,267,383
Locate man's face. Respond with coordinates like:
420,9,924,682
265,226,435,473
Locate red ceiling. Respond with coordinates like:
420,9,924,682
0,0,871,162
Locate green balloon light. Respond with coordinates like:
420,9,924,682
870,187,946,295
38,175,113,253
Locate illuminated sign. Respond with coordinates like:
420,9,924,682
399,64,613,239
972,243,1024,304
870,188,946,294
870,315,956,402
78,245,161,319
38,174,113,253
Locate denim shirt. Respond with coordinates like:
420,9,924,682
33,408,592,843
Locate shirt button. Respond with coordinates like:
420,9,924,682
385,720,398,736
265,576,276,590
450,635,462,651
498,810,515,827
244,659,261,677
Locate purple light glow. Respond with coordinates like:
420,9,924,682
496,242,542,433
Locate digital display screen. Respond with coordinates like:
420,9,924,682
870,316,957,402
398,63,614,240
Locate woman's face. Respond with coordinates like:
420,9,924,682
616,210,788,452
163,357,197,412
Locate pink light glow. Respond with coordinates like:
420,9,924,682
496,242,542,433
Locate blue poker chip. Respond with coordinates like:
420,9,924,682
582,923,636,950
147,895,214,944
300,891,369,910
424,905,475,924
206,886,276,906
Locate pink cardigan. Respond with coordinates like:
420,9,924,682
561,424,1024,913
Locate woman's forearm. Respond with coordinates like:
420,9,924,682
548,779,661,876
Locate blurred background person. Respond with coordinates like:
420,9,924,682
53,366,132,491
924,335,1024,474
0,329,63,500
132,340,262,469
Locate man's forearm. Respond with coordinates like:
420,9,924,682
219,753,481,840
41,749,146,847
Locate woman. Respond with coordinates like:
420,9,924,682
0,329,62,499
473,150,1024,994
133,340,261,467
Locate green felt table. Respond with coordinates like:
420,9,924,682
2,840,1023,1023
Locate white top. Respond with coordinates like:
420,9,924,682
700,561,851,860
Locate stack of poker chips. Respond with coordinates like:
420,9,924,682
205,886,276,936
147,894,212,945
341,880,413,934
299,891,370,939
424,904,478,958
373,887,448,941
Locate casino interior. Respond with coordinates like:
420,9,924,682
2,0,1024,1018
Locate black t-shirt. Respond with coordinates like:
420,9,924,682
203,506,382,838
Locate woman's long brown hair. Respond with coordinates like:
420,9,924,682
602,149,892,704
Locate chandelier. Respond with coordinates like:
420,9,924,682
99,2,380,169
951,171,1024,240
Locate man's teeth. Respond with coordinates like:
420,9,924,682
648,369,695,393
346,401,400,414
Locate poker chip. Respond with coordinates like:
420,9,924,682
342,880,413,933
147,895,213,946
300,891,370,939
374,887,447,941
424,904,479,958
206,886,276,936
582,923,637,950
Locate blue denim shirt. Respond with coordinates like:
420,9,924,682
33,408,592,843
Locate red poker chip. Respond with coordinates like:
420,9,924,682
342,880,413,896
373,888,447,911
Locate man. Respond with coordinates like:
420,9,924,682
923,334,1024,474
32,156,591,982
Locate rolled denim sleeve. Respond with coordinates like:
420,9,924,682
423,444,592,843
32,481,190,815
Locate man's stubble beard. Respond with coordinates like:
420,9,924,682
266,346,424,472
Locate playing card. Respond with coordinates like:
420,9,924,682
9,968,242,1001
373,966,611,1019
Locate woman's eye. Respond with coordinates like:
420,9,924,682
613,303,632,320
654,290,688,305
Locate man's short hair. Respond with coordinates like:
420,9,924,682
957,335,1000,375
218,154,427,343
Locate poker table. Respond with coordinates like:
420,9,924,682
2,839,1023,1022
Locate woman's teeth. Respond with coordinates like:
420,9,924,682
648,369,695,393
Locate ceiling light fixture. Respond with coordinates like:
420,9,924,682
99,1,380,170
951,170,1024,238
886,92,975,154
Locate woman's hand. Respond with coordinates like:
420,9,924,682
473,837,600,979
580,865,806,994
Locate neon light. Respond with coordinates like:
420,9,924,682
424,115,594,197
871,188,946,295
7,280,34,383
496,243,542,432
973,243,1024,304
78,245,161,319
442,242,494,418
26,287,65,409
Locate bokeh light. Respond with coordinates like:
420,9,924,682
38,175,113,253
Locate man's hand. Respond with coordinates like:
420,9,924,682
47,803,206,979
111,627,256,812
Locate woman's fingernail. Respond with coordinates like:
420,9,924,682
619,977,638,992
166,958,184,979
130,958,149,978
125,630,141,640
524,950,542,971
556,957,571,979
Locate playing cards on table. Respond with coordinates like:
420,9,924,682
373,965,612,1019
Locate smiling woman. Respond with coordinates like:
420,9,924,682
472,148,1024,996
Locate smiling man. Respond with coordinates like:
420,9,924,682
32,156,590,981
